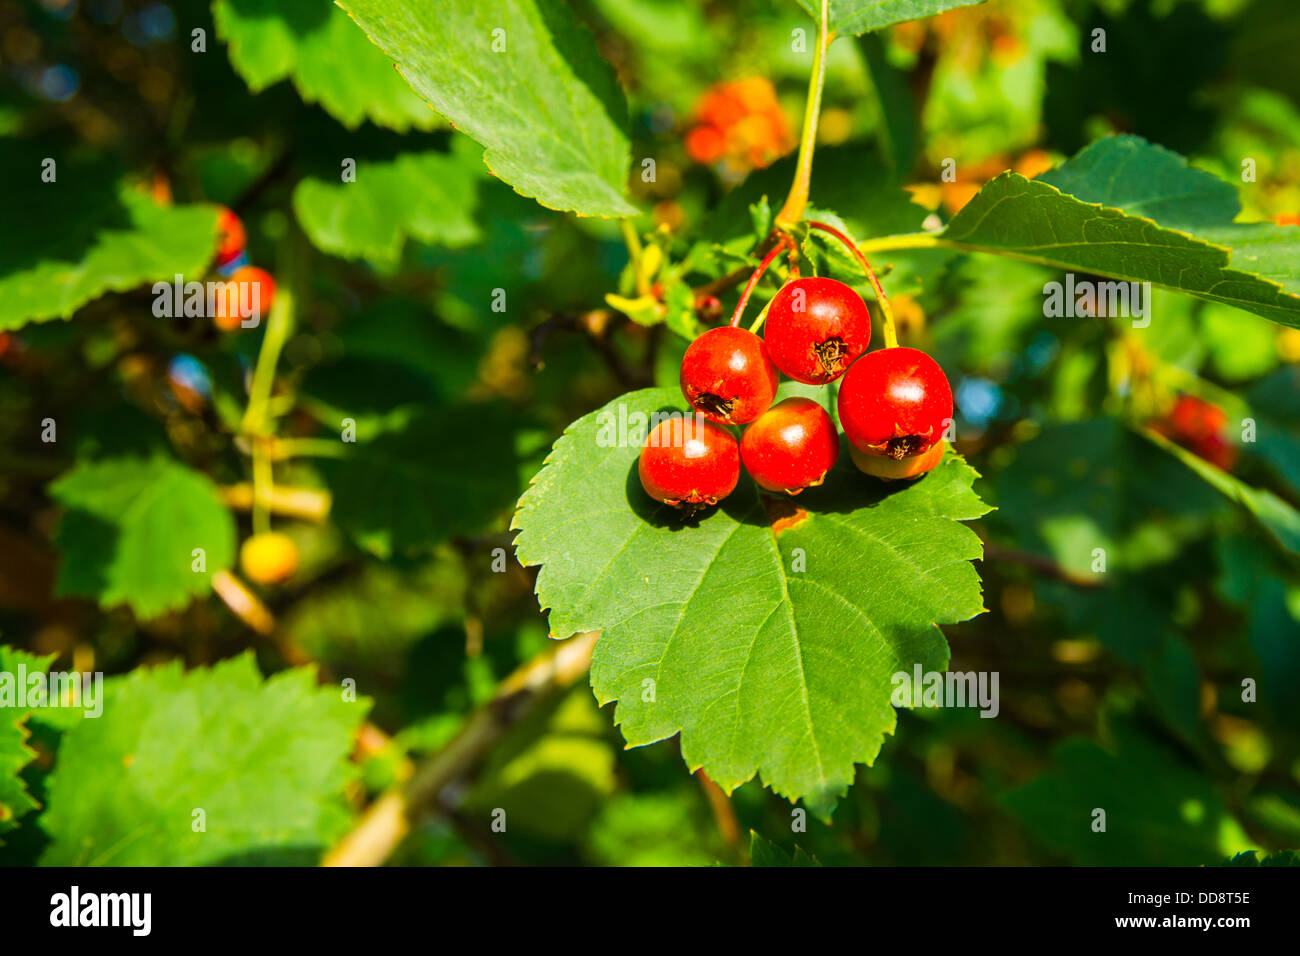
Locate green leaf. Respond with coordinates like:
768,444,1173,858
512,388,989,809
212,0,440,131
795,0,986,36
0,647,54,845
748,830,819,866
39,654,367,865
933,136,1300,328
49,456,236,620
319,402,522,558
337,0,637,217
1001,722,1252,865
293,139,484,264
0,162,217,330
1143,427,1300,556
1222,849,1300,867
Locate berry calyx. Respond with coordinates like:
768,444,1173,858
638,415,740,509
680,326,779,425
848,441,945,481
837,346,953,459
240,531,299,585
741,397,839,494
214,206,246,268
763,277,871,384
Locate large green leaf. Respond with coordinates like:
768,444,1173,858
512,388,989,809
795,0,986,35
0,647,53,846
0,162,217,330
884,136,1300,327
337,0,637,217
50,456,236,620
39,654,367,865
212,0,440,131
293,139,484,264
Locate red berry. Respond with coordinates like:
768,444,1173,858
741,397,839,494
837,346,953,459
848,441,945,481
680,326,779,425
214,206,245,268
1154,395,1237,470
638,415,740,508
764,277,872,384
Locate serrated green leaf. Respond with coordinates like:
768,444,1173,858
1222,849,1300,867
512,388,989,808
319,402,522,558
0,647,54,846
748,830,819,866
212,0,440,131
795,0,986,36
39,654,368,865
337,0,637,217
293,140,484,264
0,159,217,330
50,456,236,620
929,136,1300,327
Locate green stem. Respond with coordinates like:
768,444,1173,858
774,0,832,230
856,232,943,254
241,235,304,437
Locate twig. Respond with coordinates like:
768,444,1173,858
322,632,599,867
981,542,1104,589
695,771,744,859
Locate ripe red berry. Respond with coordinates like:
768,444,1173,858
837,346,953,459
680,326,779,425
741,397,839,494
639,415,740,508
848,441,945,481
763,277,872,384
1153,394,1237,470
214,206,246,268
213,266,275,332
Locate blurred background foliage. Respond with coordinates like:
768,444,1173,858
0,0,1298,865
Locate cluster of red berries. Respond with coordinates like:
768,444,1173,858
639,274,954,510
1150,394,1237,471
212,206,276,332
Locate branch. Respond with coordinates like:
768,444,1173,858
322,632,599,867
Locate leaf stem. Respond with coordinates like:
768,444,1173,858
729,238,791,329
774,0,832,230
808,219,899,348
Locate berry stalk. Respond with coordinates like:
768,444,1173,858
728,236,791,328
808,219,900,348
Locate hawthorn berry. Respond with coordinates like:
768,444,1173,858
638,415,740,508
240,531,299,585
214,266,275,332
680,326,779,425
740,397,839,494
848,440,945,481
1152,394,1237,470
214,206,246,268
764,277,871,384
837,346,953,459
